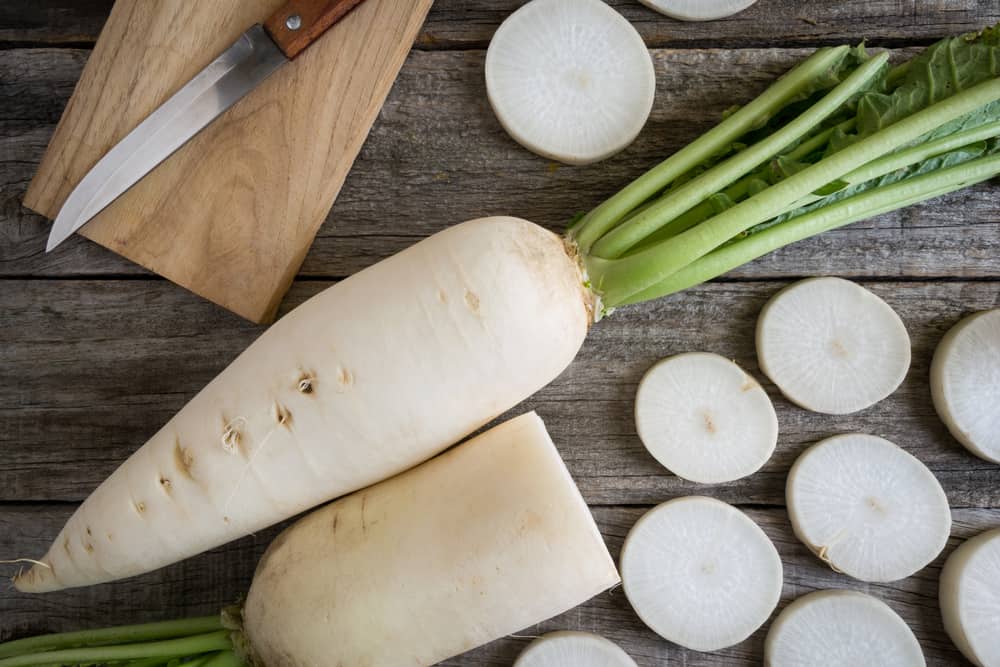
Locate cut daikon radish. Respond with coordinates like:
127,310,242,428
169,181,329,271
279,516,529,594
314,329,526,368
939,528,1000,667
930,309,1000,463
756,277,911,414
620,496,782,652
485,0,655,165
634,352,778,483
514,631,637,667
638,0,758,21
786,433,951,582
765,590,925,667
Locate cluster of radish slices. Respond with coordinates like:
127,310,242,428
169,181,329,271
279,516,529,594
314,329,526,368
515,278,999,666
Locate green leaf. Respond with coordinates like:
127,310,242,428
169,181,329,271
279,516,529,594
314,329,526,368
741,138,997,238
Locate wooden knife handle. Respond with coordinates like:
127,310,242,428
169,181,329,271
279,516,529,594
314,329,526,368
264,0,367,59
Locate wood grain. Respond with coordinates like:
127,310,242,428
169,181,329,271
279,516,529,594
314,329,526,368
2,503,996,665
2,0,998,48
2,279,997,505
22,0,432,323
4,48,999,281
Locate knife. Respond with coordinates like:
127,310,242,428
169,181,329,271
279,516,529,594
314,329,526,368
46,0,368,252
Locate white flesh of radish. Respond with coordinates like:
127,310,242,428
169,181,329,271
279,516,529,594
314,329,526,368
243,412,620,667
485,0,655,165
15,217,591,593
765,590,925,666
638,0,758,21
939,528,1000,667
930,309,1000,463
634,352,778,483
620,496,782,652
786,433,951,583
756,277,911,415
514,631,637,667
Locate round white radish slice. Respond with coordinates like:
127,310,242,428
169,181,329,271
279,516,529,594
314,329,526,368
485,0,655,165
786,433,951,582
514,631,637,667
634,352,778,483
639,0,758,22
765,590,925,666
930,309,1000,463
620,496,782,652
756,277,911,415
939,528,1000,667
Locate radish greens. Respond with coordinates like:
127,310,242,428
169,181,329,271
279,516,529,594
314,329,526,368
570,26,1000,315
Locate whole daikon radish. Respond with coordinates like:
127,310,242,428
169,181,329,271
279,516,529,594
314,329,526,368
15,217,592,593
0,412,620,666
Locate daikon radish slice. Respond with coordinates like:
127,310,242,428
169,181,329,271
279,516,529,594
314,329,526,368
756,277,911,414
485,0,655,165
639,0,758,22
765,590,925,666
514,631,637,667
931,309,1000,463
939,528,1000,667
620,496,782,652
786,433,951,582
635,352,778,483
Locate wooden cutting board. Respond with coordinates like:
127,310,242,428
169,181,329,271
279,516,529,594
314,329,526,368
24,0,433,323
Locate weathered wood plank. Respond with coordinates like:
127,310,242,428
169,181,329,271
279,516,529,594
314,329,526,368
3,279,997,505
0,0,112,45
1,504,996,665
2,0,998,48
3,47,999,281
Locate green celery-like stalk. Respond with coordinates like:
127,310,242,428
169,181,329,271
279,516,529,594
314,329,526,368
0,617,223,659
623,117,860,254
586,76,1000,307
589,52,890,259
569,46,851,252
617,151,1000,304
0,631,234,667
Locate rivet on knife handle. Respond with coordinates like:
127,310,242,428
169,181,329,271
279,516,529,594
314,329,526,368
264,0,367,59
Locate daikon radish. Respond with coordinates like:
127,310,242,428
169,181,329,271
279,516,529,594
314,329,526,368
756,278,911,415
514,632,637,667
786,433,951,582
620,496,782,652
634,352,778,483
939,528,1000,667
765,590,925,666
0,413,620,667
930,309,1000,463
485,0,655,165
14,217,592,593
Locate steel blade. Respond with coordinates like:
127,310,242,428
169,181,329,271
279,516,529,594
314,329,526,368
46,24,287,252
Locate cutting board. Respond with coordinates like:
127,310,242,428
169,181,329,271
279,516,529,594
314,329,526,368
24,0,433,323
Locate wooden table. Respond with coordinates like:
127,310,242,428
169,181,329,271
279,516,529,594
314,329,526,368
2,1,999,664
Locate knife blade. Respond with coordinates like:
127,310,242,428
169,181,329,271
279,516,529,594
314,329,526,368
46,0,368,253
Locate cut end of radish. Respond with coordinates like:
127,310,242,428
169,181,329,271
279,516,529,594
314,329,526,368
621,496,782,652
931,309,1000,463
634,352,778,483
638,0,758,21
940,528,1000,667
485,0,655,165
765,590,925,666
513,631,637,667
756,277,911,415
786,433,951,582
